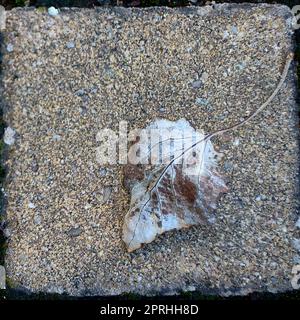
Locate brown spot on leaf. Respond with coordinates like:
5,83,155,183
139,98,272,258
174,166,197,204
123,164,144,190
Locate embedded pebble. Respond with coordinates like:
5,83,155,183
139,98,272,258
195,97,209,106
99,168,107,177
201,72,209,83
66,41,75,49
223,30,229,39
224,161,234,172
34,214,42,225
231,25,238,34
48,7,59,17
292,239,300,252
4,127,16,145
67,227,83,237
191,80,202,89
75,89,86,96
233,138,240,146
6,44,14,52
101,186,112,203
28,202,36,209
52,134,62,141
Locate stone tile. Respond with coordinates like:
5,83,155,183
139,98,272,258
1,5,299,296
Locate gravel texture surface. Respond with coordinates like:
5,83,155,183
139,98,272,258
1,4,300,296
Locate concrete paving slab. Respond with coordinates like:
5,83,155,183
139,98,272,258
1,4,300,296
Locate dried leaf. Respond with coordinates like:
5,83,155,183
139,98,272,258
122,119,228,252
